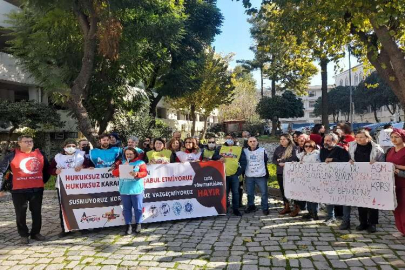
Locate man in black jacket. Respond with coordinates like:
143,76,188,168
0,135,50,244
320,133,351,230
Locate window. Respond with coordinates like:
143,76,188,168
156,107,167,119
308,91,316,97
340,79,343,86
308,101,316,108
354,74,358,85
309,112,317,118
177,111,182,120
199,115,206,122
345,78,349,86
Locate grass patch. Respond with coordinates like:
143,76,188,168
45,175,56,190
267,164,279,188
258,135,280,143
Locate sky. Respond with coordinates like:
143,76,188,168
213,0,359,89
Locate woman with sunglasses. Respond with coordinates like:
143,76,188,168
175,137,202,162
297,140,321,220
348,129,384,232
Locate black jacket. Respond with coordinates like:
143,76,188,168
319,146,350,162
0,150,50,193
272,145,298,175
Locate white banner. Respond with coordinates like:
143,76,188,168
283,162,397,210
59,161,226,231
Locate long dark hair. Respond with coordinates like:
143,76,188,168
312,124,324,135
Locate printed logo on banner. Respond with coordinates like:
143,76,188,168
80,212,101,223
172,202,182,216
102,208,120,221
184,201,193,214
160,203,171,216
149,205,159,218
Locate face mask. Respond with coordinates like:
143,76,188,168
208,143,215,149
244,138,248,141
64,147,76,155
226,139,234,146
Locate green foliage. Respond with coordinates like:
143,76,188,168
0,100,63,130
267,164,278,188
244,121,267,136
219,66,259,122
256,91,304,120
354,72,399,116
313,87,350,122
113,106,173,142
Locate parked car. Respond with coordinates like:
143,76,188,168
363,122,390,139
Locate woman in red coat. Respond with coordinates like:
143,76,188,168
385,128,405,236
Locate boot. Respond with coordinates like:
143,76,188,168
290,205,301,217
124,224,132,235
279,203,291,215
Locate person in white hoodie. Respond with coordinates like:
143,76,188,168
297,140,321,220
348,129,385,232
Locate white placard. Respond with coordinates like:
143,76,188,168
283,162,397,210
119,165,134,179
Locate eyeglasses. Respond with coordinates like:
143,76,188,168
208,142,215,144
248,141,256,143
21,140,33,144
304,145,314,148
185,141,193,144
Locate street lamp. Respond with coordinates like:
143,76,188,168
348,45,354,126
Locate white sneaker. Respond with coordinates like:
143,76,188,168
325,218,337,226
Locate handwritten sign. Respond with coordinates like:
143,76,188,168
283,162,397,210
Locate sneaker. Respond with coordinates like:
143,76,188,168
124,224,132,235
134,223,141,234
356,224,368,231
20,237,29,245
262,209,269,216
31,234,46,241
245,205,257,213
233,209,242,216
339,221,351,230
312,214,319,220
324,218,336,226
367,224,377,233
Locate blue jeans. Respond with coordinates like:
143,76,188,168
327,205,351,222
226,175,240,210
245,176,269,210
121,193,143,224
307,202,318,215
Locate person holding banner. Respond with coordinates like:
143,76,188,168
202,138,217,161
272,134,297,215
112,147,147,234
386,128,405,236
244,136,270,215
348,129,385,233
89,134,122,168
213,133,246,216
175,137,202,162
0,135,50,244
49,139,92,237
320,133,351,228
145,138,175,164
297,140,321,221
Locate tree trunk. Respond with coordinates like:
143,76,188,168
98,97,115,135
373,108,380,123
260,66,264,98
201,116,209,139
190,104,197,136
271,77,277,137
386,104,395,115
68,1,99,146
149,93,163,118
320,57,329,131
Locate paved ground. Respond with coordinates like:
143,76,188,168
1,192,405,270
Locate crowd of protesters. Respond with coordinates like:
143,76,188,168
1,124,405,245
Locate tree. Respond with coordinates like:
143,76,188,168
354,72,400,122
5,0,192,145
248,4,318,135
218,66,259,123
168,49,235,137
0,100,62,153
313,87,350,123
239,0,405,118
256,91,304,124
